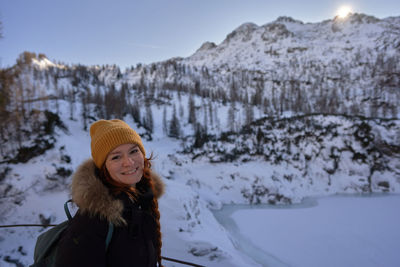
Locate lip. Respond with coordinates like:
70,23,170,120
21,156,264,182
121,167,138,175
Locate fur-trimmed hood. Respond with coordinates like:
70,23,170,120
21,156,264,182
71,159,164,226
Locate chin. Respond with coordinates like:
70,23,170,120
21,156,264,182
129,176,142,186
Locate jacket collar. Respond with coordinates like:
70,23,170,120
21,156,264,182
71,159,164,226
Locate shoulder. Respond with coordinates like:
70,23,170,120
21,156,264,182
71,159,125,226
56,212,109,267
67,211,109,239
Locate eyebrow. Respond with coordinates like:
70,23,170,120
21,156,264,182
108,145,138,155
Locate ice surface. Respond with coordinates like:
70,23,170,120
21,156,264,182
214,194,400,267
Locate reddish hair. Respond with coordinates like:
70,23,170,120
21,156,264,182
100,157,163,267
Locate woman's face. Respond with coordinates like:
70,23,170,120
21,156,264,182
105,143,144,186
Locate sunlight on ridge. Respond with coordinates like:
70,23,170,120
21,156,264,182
336,5,353,18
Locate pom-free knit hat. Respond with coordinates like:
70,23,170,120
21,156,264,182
90,119,145,168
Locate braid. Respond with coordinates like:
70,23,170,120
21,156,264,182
140,158,163,267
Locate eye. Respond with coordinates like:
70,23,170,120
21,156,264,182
130,148,139,154
111,155,120,161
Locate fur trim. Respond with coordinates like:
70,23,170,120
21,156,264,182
71,159,165,226
150,171,165,199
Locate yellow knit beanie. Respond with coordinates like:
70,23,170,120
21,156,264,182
90,119,145,168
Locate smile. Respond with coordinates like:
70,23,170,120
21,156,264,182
121,168,138,175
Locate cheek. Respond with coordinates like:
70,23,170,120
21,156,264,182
105,162,111,172
105,162,118,177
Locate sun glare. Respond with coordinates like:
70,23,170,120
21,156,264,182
337,5,352,19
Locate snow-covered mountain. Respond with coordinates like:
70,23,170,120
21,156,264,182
123,13,400,120
186,14,400,69
0,13,400,267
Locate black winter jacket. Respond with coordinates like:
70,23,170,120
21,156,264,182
55,159,164,267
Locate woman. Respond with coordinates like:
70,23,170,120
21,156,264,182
55,119,164,267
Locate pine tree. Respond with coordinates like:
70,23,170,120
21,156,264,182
143,101,154,133
193,123,207,148
208,100,213,126
203,99,208,133
252,81,263,106
131,99,141,124
68,87,75,120
169,105,180,138
256,128,264,154
244,103,254,125
229,77,238,102
227,101,236,132
0,69,11,120
327,88,339,114
93,85,104,118
162,106,168,135
81,90,89,131
179,102,184,118
53,76,60,114
104,83,117,119
390,105,397,119
188,95,196,124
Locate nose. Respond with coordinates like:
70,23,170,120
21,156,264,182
122,155,133,166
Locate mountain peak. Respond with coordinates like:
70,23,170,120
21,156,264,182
333,12,380,24
14,51,58,69
330,13,382,33
196,41,217,53
31,54,57,69
225,22,259,42
275,16,304,24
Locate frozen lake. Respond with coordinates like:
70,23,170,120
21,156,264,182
213,194,400,267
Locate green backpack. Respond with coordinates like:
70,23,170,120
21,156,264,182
30,200,114,267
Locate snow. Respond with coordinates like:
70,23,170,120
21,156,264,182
185,14,397,69
1,12,400,267
2,97,397,266
214,194,400,267
31,57,59,69
0,99,256,267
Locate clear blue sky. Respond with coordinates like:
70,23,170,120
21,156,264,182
1,0,399,69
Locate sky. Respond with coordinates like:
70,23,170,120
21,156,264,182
1,0,399,70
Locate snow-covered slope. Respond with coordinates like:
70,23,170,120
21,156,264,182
1,100,399,266
181,114,400,204
0,100,259,267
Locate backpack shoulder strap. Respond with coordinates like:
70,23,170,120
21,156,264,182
64,199,73,221
105,222,114,251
